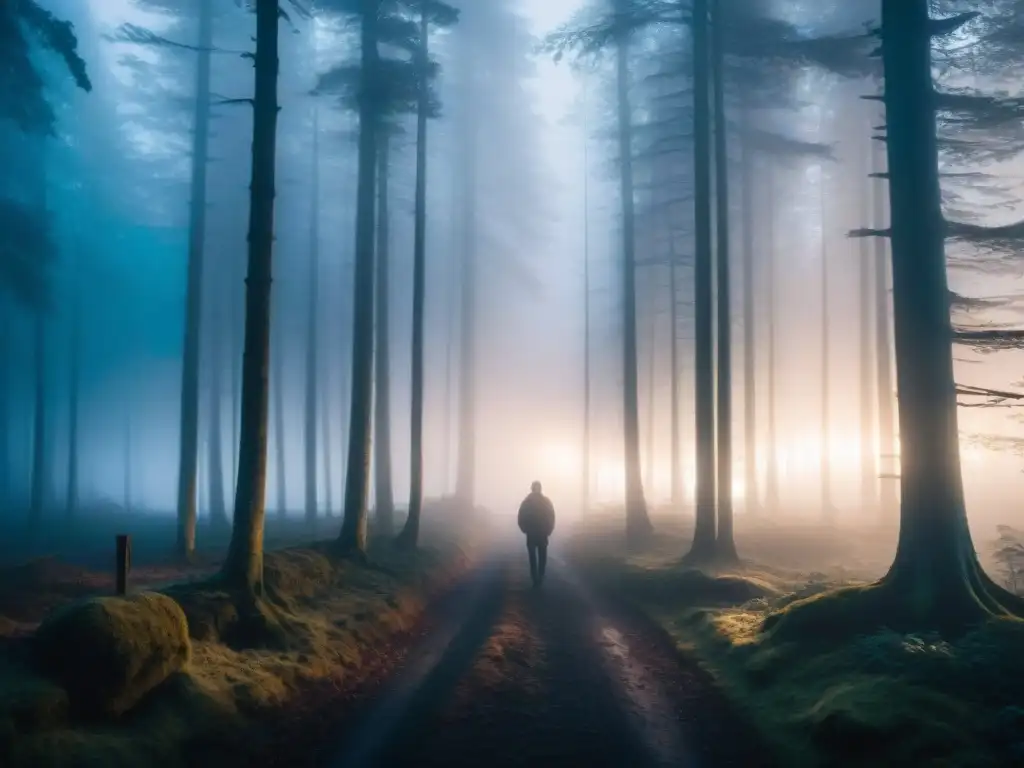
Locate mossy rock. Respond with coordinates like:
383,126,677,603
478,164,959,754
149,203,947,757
0,656,69,752
32,592,191,718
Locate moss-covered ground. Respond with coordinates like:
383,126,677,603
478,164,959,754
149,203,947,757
0,502,487,767
568,513,1024,768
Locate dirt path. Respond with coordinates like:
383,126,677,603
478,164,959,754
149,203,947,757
321,551,772,768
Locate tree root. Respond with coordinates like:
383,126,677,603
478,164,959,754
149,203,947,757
763,564,1023,644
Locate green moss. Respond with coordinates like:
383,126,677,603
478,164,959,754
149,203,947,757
571,526,1024,768
797,676,980,763
2,524,480,768
32,592,191,719
0,655,70,754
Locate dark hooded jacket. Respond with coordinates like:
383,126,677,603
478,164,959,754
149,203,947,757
517,491,555,541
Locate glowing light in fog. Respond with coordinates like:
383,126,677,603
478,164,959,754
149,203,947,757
594,459,625,502
539,442,581,478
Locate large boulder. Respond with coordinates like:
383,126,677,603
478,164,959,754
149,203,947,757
32,592,190,718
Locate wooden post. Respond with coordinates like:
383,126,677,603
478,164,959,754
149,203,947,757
115,534,131,596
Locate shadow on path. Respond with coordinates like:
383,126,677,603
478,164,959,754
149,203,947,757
328,555,511,767
323,551,773,768
375,557,698,768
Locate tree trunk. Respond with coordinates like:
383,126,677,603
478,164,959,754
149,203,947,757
66,249,81,519
712,0,737,562
399,6,430,549
763,163,780,516
272,320,287,518
644,302,656,495
669,254,682,512
373,132,395,535
198,434,206,519
873,131,898,523
175,0,213,561
687,0,716,560
29,311,46,530
582,83,592,518
207,298,228,529
444,158,459,496
455,71,478,511
124,409,132,514
879,0,1021,624
304,109,321,526
0,307,8,510
222,0,279,594
232,278,241,487
740,110,757,517
338,6,381,556
820,165,834,521
321,373,333,517
613,11,652,542
859,126,877,515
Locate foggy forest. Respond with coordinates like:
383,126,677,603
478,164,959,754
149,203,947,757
2,1,1024,767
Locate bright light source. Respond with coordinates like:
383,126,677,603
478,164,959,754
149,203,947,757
731,480,745,501
538,442,580,478
962,445,983,465
593,459,625,503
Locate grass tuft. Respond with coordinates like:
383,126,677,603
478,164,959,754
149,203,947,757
569,515,1024,767
0,510,483,767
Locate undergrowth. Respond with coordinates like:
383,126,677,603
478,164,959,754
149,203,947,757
569,518,1024,768
0,515,482,768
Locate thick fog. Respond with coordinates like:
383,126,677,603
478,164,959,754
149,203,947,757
3,0,1024,541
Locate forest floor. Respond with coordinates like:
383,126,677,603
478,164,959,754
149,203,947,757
566,514,1024,768
284,548,768,768
0,499,487,767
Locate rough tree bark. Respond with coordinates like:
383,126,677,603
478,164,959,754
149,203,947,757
879,0,1020,623
766,1,1024,639
222,0,279,594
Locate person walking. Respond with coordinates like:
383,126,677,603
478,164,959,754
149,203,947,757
517,480,556,587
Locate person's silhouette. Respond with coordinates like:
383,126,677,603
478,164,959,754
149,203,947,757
517,481,556,587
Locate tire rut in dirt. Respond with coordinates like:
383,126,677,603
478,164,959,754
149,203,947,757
382,571,663,768
329,557,510,767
